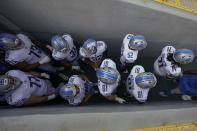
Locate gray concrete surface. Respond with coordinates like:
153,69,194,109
0,102,197,131
0,0,197,60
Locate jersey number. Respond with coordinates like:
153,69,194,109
102,85,107,92
69,47,77,58
29,45,42,58
27,76,41,88
127,52,133,58
135,67,140,73
137,91,143,98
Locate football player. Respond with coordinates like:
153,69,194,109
96,58,126,104
46,34,82,71
0,33,67,80
59,74,96,106
79,39,107,70
0,70,57,106
120,34,147,73
160,69,197,101
154,46,194,79
126,65,157,103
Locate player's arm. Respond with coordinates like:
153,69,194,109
15,61,40,72
26,71,50,79
82,94,92,105
80,74,89,81
19,32,51,53
104,95,126,104
15,56,50,71
59,59,72,69
24,94,56,106
183,69,197,75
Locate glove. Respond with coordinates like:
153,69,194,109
46,45,53,51
72,66,80,70
85,82,96,95
115,97,126,104
40,73,50,79
39,56,51,65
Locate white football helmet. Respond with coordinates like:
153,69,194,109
81,39,97,56
96,67,120,84
59,84,78,99
173,49,194,64
0,33,24,50
135,72,157,89
0,75,22,94
128,35,147,51
51,35,69,53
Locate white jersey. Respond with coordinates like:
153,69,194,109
126,65,149,102
4,70,53,106
52,34,78,62
154,46,182,78
5,34,46,65
80,41,107,63
67,75,85,106
120,34,138,65
98,59,119,97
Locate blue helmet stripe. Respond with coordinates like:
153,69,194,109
135,75,155,83
134,36,145,41
96,70,118,81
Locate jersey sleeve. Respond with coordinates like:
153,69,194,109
5,89,30,106
162,46,176,54
164,64,182,78
123,34,134,45
79,48,88,59
52,50,66,61
5,51,26,65
62,34,73,45
97,41,107,53
6,70,25,77
68,97,82,106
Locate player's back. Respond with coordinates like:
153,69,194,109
120,34,138,64
67,75,85,105
4,70,47,106
127,65,149,102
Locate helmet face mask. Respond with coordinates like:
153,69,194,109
82,39,97,56
135,72,157,89
0,33,24,50
51,35,69,53
59,84,79,99
96,67,119,84
0,75,22,94
128,35,147,51
173,49,194,64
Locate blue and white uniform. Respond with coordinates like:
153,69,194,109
97,59,120,97
154,46,182,78
4,70,55,106
80,41,107,63
5,34,47,65
52,34,79,64
67,75,85,106
120,34,138,65
126,65,149,102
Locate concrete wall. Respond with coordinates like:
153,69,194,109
0,0,197,62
